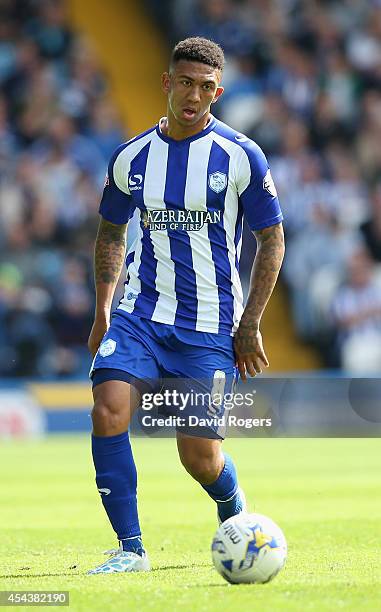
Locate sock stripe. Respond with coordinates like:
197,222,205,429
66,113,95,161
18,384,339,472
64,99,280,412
214,487,239,503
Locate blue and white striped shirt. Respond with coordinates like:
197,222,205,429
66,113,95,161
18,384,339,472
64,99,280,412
99,116,283,335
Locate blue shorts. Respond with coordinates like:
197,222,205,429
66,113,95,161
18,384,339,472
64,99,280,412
90,311,236,438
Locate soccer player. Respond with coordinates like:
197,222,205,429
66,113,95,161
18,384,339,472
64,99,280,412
87,37,284,574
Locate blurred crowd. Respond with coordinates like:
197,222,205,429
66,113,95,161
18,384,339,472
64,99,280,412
0,0,125,377
155,0,381,372
2,0,381,377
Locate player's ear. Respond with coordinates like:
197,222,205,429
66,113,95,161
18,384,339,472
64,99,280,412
162,72,171,94
212,86,224,104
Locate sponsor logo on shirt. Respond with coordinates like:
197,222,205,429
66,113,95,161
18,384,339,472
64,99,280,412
142,209,221,232
127,292,138,300
128,174,144,191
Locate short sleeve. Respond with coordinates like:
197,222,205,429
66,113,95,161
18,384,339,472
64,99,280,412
237,142,283,231
99,144,136,224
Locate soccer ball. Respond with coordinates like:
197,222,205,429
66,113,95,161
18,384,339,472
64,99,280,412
211,512,287,584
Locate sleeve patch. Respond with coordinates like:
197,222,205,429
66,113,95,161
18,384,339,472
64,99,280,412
263,169,277,197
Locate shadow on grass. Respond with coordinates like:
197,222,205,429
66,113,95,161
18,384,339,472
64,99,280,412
185,583,228,588
1,572,81,579
1,563,223,583
152,563,210,572
0,565,207,578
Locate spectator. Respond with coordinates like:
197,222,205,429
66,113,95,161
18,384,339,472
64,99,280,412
360,183,381,263
283,205,361,339
331,248,381,372
0,0,126,377
159,0,381,370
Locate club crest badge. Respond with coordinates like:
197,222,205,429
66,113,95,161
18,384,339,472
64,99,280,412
208,171,227,194
99,338,116,357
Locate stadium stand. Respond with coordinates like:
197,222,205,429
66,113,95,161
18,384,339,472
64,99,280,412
1,0,381,376
0,0,125,377
150,0,381,373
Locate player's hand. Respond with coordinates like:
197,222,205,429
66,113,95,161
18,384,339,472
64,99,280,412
233,325,269,382
88,318,109,357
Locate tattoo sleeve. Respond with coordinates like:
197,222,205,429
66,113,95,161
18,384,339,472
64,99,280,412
93,218,127,316
240,222,285,329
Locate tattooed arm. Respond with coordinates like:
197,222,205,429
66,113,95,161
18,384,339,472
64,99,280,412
88,218,127,357
234,222,285,381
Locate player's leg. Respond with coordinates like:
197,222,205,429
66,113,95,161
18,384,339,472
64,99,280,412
88,374,151,574
176,433,223,483
88,312,161,574
91,377,143,546
164,327,246,523
176,432,246,523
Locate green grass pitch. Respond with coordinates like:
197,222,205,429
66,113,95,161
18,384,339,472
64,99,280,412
1,436,380,611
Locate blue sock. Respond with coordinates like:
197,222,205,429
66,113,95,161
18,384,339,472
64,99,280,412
119,536,144,555
201,453,243,522
91,431,144,555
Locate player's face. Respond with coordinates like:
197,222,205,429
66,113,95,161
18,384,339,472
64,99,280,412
162,60,224,128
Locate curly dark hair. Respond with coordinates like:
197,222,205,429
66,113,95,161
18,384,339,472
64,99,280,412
170,37,224,71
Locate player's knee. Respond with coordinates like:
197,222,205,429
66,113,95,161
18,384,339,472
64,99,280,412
92,399,122,435
181,453,221,485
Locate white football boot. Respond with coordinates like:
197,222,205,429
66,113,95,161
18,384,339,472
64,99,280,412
217,486,247,525
87,544,150,575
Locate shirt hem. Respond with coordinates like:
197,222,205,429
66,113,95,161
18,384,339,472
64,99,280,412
117,304,236,336
249,213,283,231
